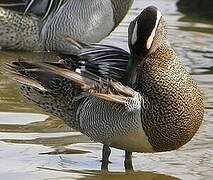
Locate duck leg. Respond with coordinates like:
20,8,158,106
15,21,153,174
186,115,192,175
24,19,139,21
101,144,111,170
124,151,133,171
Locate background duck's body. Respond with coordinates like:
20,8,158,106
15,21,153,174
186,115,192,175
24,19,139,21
0,0,133,52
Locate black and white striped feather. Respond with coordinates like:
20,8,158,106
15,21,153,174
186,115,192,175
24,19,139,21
58,36,130,83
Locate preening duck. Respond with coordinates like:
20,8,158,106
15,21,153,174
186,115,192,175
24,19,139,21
6,6,204,170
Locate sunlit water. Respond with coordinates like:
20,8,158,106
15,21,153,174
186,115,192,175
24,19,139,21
0,0,213,179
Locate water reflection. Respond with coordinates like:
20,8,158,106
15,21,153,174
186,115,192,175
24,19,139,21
1,133,90,148
37,168,180,180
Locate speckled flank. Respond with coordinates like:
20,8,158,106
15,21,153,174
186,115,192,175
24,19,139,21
19,77,82,131
0,8,43,51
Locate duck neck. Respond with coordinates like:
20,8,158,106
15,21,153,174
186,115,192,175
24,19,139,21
138,45,204,152
110,0,134,26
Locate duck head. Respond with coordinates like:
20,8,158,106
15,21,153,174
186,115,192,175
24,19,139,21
126,6,166,87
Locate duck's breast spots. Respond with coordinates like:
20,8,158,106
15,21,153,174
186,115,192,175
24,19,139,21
139,46,204,152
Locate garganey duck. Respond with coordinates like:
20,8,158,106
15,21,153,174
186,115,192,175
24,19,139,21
0,0,133,52
6,6,204,170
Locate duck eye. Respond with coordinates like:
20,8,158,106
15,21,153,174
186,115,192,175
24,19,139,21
146,10,162,50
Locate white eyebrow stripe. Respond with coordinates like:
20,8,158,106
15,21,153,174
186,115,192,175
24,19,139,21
131,21,138,45
146,10,162,49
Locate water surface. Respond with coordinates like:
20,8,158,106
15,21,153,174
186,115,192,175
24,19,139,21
0,0,212,179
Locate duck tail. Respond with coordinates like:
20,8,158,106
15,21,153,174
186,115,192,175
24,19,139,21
5,59,76,95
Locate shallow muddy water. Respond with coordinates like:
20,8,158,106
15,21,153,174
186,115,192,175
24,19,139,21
0,0,212,179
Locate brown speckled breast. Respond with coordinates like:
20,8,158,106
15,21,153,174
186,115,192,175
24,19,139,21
139,44,204,152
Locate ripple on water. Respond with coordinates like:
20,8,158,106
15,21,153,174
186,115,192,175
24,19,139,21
0,112,48,125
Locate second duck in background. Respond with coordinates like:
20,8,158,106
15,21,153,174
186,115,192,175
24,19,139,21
0,0,133,52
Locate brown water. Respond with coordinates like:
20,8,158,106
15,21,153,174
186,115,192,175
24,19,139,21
0,0,213,179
